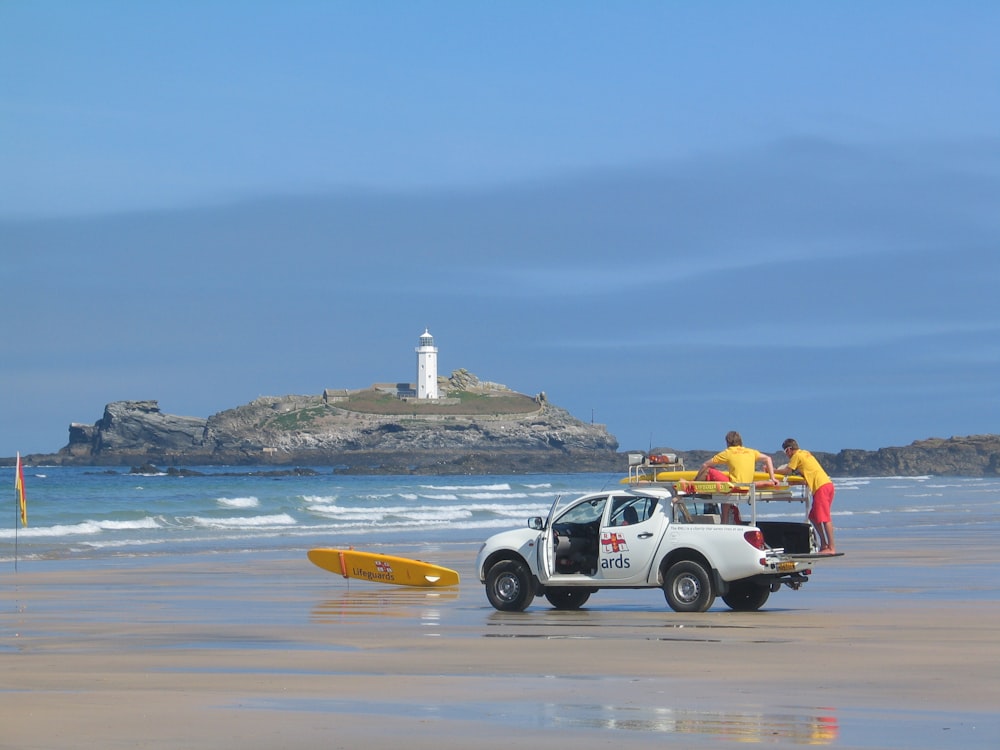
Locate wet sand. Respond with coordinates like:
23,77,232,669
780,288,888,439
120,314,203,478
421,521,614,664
3,539,998,749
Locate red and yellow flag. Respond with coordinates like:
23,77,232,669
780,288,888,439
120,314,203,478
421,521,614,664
15,452,27,527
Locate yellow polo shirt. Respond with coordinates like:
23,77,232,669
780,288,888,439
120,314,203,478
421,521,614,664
788,450,832,492
709,446,762,483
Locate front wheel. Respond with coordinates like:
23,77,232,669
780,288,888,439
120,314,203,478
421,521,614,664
721,580,771,611
485,559,535,612
544,587,592,610
663,560,715,613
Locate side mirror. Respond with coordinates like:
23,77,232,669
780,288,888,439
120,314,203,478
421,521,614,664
528,517,544,530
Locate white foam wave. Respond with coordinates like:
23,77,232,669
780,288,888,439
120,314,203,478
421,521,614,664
302,494,339,504
421,483,512,491
306,505,377,521
0,517,161,539
190,513,297,529
389,509,473,522
459,492,531,500
475,502,550,512
217,496,260,509
305,501,547,521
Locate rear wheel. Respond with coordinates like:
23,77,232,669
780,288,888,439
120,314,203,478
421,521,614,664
485,559,535,612
544,587,592,610
722,580,771,611
663,560,715,613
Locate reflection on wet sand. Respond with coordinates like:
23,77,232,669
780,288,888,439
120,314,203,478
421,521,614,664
311,588,459,624
546,703,838,743
234,695,838,745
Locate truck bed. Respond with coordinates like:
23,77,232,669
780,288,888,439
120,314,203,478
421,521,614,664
757,520,813,554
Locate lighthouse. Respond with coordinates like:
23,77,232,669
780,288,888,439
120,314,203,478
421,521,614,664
415,328,439,399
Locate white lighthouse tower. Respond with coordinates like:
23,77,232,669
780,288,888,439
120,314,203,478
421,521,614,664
415,328,439,400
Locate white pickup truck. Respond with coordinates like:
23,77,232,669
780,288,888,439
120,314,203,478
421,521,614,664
476,483,829,612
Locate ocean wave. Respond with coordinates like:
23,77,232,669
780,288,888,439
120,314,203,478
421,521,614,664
305,501,547,520
305,504,471,522
217,496,260,509
458,492,532,500
302,494,339,504
305,505,379,521
420,483,512,491
384,509,473,522
190,514,297,529
0,517,161,538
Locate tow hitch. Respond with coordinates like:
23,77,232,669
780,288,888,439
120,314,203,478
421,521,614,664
776,571,810,591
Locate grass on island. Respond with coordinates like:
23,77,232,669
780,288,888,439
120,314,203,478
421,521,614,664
258,389,542,432
339,389,541,416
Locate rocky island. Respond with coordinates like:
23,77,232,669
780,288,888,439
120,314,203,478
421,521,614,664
36,371,623,474
10,368,1000,476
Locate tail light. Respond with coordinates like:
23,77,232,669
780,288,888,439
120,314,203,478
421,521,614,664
743,529,766,550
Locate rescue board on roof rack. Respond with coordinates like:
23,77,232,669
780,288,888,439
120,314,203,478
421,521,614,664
673,480,797,499
307,548,460,587
621,469,805,485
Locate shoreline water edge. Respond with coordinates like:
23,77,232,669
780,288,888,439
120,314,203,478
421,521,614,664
3,470,999,748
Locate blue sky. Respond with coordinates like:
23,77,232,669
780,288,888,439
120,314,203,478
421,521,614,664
2,2,998,458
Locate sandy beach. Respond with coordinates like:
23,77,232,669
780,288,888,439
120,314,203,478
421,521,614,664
3,536,998,749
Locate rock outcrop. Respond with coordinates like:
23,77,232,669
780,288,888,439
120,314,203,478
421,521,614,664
639,435,1000,478
820,434,1000,477
43,388,622,473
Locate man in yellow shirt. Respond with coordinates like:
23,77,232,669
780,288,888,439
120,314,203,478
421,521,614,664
776,438,837,554
698,431,777,484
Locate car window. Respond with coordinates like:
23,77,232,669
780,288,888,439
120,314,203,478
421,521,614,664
609,496,658,526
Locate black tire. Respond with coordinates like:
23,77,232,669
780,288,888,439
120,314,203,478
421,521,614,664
485,559,535,612
722,580,771,611
663,560,715,613
544,587,592,610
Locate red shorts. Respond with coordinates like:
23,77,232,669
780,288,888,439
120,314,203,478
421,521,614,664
704,468,729,481
809,482,835,524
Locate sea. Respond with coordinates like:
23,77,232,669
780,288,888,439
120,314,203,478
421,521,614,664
3,467,1000,566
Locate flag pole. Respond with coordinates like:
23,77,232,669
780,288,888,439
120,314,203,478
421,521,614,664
14,451,27,572
15,452,20,572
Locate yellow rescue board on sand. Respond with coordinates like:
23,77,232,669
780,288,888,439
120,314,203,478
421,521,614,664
622,470,805,485
307,548,460,588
